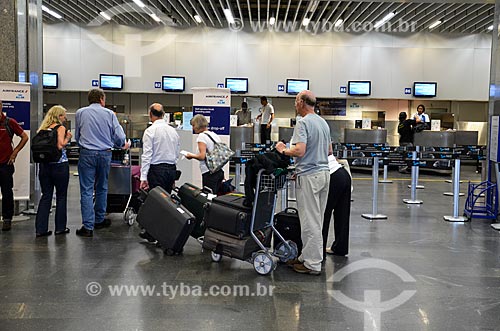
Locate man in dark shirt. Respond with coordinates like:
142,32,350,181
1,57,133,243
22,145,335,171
0,101,29,231
398,112,420,173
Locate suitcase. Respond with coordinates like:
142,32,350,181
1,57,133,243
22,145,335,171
274,207,302,254
136,186,196,255
177,183,213,238
202,227,272,261
204,193,253,239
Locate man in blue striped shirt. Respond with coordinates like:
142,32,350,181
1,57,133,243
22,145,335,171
75,89,129,237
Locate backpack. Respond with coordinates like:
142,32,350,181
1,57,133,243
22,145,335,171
1,116,14,140
31,125,62,163
203,132,235,174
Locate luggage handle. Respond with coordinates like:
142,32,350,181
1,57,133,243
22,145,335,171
170,193,182,204
283,207,298,214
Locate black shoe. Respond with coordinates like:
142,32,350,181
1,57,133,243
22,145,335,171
94,219,111,229
2,220,12,231
325,248,347,257
76,226,93,237
36,231,53,237
139,230,156,243
55,228,70,235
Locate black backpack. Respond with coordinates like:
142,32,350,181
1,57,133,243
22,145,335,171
31,125,62,163
1,116,14,140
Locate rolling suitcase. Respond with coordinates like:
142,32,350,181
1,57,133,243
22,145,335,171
274,207,302,254
204,194,252,239
136,186,196,255
177,183,214,239
202,227,272,261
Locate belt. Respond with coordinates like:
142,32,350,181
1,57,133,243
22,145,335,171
80,147,112,152
151,163,176,168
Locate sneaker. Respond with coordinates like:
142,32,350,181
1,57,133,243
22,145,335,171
2,220,12,231
76,226,93,237
286,258,301,266
293,263,321,275
325,248,347,257
94,219,111,229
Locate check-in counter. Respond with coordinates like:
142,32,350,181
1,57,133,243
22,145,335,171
414,131,455,147
455,131,478,146
344,128,387,144
230,126,253,151
279,127,294,143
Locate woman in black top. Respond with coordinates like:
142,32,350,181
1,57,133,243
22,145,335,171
398,111,420,146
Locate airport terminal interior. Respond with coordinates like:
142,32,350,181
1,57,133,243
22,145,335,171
1,0,500,330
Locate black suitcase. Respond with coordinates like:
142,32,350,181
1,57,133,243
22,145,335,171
274,207,302,254
136,187,196,255
202,227,272,261
204,194,252,239
177,183,212,239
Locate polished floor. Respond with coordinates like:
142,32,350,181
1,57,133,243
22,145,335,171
1,164,499,331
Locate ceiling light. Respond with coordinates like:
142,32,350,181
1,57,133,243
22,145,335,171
334,18,343,27
194,15,202,23
132,0,146,8
223,8,235,24
150,13,161,22
487,25,494,31
429,20,442,29
41,5,62,19
374,12,395,29
269,17,276,25
302,17,310,26
100,11,111,21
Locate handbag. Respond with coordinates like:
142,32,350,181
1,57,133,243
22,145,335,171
203,132,235,174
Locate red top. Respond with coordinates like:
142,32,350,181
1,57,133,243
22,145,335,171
0,115,25,164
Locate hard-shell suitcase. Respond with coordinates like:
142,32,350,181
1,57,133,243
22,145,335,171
136,186,196,255
202,227,272,260
177,183,213,238
274,207,302,254
204,194,252,239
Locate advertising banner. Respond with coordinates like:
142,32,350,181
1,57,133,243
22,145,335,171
192,88,231,135
0,82,31,200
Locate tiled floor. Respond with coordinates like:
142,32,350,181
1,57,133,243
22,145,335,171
1,164,499,331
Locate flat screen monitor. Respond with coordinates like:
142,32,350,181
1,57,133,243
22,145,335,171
43,72,58,89
162,76,185,92
286,79,309,95
100,74,123,90
225,78,248,94
348,81,371,96
413,82,437,98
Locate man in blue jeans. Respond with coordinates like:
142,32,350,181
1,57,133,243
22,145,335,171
75,89,129,237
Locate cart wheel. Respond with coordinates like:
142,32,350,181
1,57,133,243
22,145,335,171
123,207,136,226
164,248,175,256
274,240,298,263
253,251,274,275
211,251,222,262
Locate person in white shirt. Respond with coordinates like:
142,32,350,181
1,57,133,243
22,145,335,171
140,103,180,193
186,114,224,194
413,104,430,128
255,96,274,144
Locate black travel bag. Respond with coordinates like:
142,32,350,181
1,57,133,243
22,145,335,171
274,207,302,254
136,186,196,255
177,183,212,239
203,193,253,239
202,227,272,261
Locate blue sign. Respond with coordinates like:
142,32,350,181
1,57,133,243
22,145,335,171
405,88,412,95
278,84,285,92
92,80,99,87
340,86,346,93
2,101,31,130
217,83,225,88
154,81,161,89
193,106,230,135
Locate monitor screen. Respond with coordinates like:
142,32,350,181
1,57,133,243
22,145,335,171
100,74,123,90
162,76,185,92
43,73,58,89
348,81,371,96
413,82,437,98
286,79,309,95
225,78,248,94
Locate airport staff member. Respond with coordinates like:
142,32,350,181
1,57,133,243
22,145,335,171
235,101,252,126
256,96,274,143
75,88,129,237
0,101,29,232
276,90,331,275
414,104,430,128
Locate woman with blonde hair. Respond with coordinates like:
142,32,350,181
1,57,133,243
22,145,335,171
186,114,224,194
35,105,72,237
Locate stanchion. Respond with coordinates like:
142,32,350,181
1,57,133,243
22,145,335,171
444,158,464,197
362,157,387,220
379,163,393,184
407,146,424,189
444,159,467,222
22,163,41,215
403,151,423,204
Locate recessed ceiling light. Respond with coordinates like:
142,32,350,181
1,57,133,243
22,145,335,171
429,20,442,29
150,13,162,22
194,15,202,23
374,12,395,29
41,5,62,19
100,11,111,21
334,18,343,27
223,8,235,24
132,0,146,8
302,17,310,26
269,17,276,25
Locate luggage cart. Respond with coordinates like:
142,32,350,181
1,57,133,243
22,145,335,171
463,181,498,221
107,164,141,225
208,168,298,275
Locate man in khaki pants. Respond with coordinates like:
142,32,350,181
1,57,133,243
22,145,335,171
276,90,331,275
